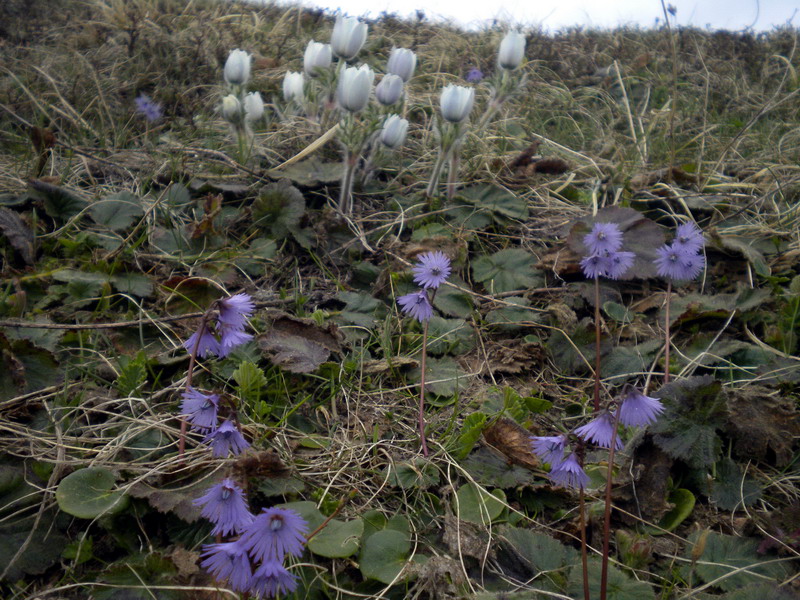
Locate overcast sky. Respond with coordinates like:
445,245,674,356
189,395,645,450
284,0,798,31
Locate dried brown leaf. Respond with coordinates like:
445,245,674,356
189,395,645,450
258,312,342,373
482,418,540,470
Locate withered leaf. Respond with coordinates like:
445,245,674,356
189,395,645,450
258,312,342,373
0,208,34,264
482,418,540,470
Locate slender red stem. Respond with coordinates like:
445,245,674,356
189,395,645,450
578,440,590,600
593,276,602,411
418,320,430,457
664,280,672,384
599,406,623,600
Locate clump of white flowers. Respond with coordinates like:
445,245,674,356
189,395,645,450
220,48,264,163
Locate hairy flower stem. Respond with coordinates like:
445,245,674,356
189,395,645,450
426,146,449,197
664,280,672,383
446,153,460,199
593,276,602,411
418,320,430,456
599,406,623,600
339,150,359,214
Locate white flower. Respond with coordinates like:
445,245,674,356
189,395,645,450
387,47,416,82
304,40,332,77
282,71,305,102
337,64,374,112
331,15,368,60
243,92,264,122
440,84,475,123
375,74,404,106
224,49,251,86
221,94,242,123
497,31,526,70
381,115,408,149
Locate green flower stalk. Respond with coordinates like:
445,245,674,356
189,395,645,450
476,31,528,130
336,65,375,214
426,85,474,198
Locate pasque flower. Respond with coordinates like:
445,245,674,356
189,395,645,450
243,92,264,123
397,290,434,323
282,71,305,103
200,541,253,593
337,64,374,112
331,15,368,60
193,478,254,536
221,94,242,124
375,73,404,105
574,412,623,449
440,84,475,123
224,49,252,86
304,40,332,76
498,31,526,70
181,388,220,431
238,507,309,563
204,420,250,457
412,251,451,289
548,452,590,490
618,386,664,427
387,47,416,82
380,114,408,149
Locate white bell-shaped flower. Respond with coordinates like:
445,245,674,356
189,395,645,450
221,94,242,123
387,48,416,82
375,74,404,106
440,84,475,123
337,64,374,112
282,72,305,102
381,115,409,149
244,92,264,122
304,40,332,77
224,49,252,86
331,16,368,60
497,32,526,70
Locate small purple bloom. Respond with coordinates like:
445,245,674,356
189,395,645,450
204,420,250,457
573,412,623,449
672,222,704,254
200,541,252,592
238,507,309,563
583,222,623,254
217,325,253,358
605,250,636,279
412,251,452,289
135,93,162,122
654,245,705,281
618,386,664,427
184,326,220,358
193,478,254,536
181,388,220,431
580,253,612,279
548,453,590,490
466,67,483,83
249,560,299,598
397,289,434,322
530,435,568,465
218,293,255,329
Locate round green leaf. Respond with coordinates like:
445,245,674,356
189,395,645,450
56,467,128,519
360,530,410,584
454,483,505,524
308,517,364,558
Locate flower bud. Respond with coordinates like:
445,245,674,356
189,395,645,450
498,31,526,70
244,92,264,122
381,115,408,149
440,84,474,123
304,40,332,77
375,74,404,106
221,94,242,123
224,49,252,86
337,64,374,113
282,71,305,102
331,15,368,60
387,47,416,82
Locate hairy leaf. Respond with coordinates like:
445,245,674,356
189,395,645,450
472,248,542,293
0,207,34,264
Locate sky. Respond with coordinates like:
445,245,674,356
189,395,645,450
279,0,798,31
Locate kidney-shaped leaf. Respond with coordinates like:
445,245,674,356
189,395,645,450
56,467,128,519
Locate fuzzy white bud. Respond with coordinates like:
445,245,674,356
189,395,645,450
375,74,404,106
497,31,526,70
380,114,409,149
387,47,416,82
337,64,374,113
331,16,368,60
224,49,252,86
282,71,305,102
304,40,332,77
440,84,475,123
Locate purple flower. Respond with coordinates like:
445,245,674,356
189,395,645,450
672,222,704,254
184,326,220,358
204,420,250,457
548,453,590,490
466,67,484,83
654,245,705,281
193,478,254,536
135,93,162,122
530,435,567,465
412,251,452,289
605,250,635,279
181,388,220,431
397,289,434,322
238,507,309,563
200,541,253,592
217,325,253,358
573,412,623,449
583,222,623,254
218,293,255,329
580,253,612,279
249,560,299,598
618,386,664,427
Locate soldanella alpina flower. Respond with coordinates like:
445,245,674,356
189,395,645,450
193,479,254,536
331,15,368,60
282,72,305,103
200,541,253,593
412,251,451,289
181,388,220,431
135,93,162,122
243,92,264,123
221,94,242,124
224,49,252,86
440,84,475,123
497,31,526,70
303,40,332,76
380,115,408,149
397,289,434,323
249,560,299,597
574,412,623,450
375,74,404,106
530,434,568,465
387,47,416,82
337,64,374,112
238,507,309,563
618,386,664,427
549,452,590,490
